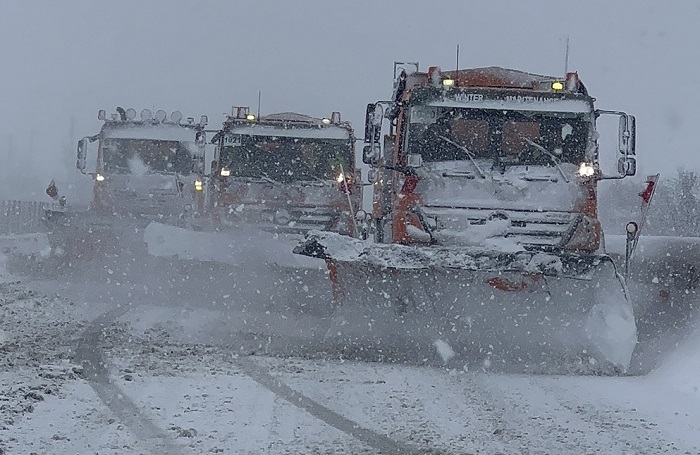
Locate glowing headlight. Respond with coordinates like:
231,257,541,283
442,78,455,87
220,167,231,177
194,179,203,191
552,81,564,91
578,163,596,177
95,173,105,182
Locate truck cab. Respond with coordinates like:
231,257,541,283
209,108,361,237
76,107,208,223
363,65,637,253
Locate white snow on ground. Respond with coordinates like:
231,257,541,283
0,233,50,270
3,233,700,454
653,326,700,399
0,261,88,453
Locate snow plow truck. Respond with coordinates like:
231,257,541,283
209,109,360,239
143,108,361,270
44,107,208,261
295,64,639,373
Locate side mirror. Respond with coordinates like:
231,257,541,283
362,145,378,165
364,103,375,144
618,114,636,156
367,169,376,182
617,156,636,176
407,153,423,168
364,103,383,145
76,138,88,173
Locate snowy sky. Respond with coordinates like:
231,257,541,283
0,0,698,198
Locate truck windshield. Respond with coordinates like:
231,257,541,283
220,135,352,183
102,138,197,175
407,106,589,165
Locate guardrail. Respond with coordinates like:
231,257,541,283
0,200,49,235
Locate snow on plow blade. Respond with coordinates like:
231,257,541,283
295,231,637,374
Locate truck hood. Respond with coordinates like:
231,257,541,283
417,160,583,211
414,161,590,250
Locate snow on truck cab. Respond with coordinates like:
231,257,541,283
208,108,361,237
296,64,639,374
75,107,209,218
44,107,209,260
362,65,636,250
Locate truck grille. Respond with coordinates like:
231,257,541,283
421,205,579,249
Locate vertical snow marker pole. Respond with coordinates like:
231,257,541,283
633,173,660,255
625,221,638,279
624,174,660,278
339,163,357,238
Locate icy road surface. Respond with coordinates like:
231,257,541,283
2,244,700,453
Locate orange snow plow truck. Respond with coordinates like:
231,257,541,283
296,64,639,374
141,108,362,272
44,107,208,261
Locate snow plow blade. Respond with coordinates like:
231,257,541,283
143,221,333,313
43,208,141,261
143,221,324,270
294,231,637,374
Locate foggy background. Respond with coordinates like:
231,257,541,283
0,0,697,200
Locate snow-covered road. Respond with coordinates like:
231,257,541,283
2,242,700,454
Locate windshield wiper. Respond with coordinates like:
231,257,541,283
312,176,332,186
521,138,570,183
437,135,486,179
260,173,282,185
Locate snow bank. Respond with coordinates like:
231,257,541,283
605,234,700,259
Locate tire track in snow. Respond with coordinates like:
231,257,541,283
75,307,186,455
234,355,425,455
78,304,424,454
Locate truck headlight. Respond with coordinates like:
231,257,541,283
577,163,595,177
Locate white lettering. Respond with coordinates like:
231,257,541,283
504,95,557,104
224,134,243,146
453,93,484,103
